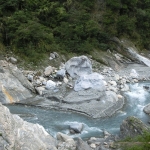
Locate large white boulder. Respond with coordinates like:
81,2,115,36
65,56,92,78
74,72,106,91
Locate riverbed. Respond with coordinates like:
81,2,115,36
5,81,150,140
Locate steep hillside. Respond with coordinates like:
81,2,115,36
0,0,150,64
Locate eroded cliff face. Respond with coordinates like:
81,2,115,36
0,60,34,104
0,103,57,150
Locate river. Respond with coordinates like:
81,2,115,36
5,81,150,140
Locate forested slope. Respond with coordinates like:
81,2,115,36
0,0,150,63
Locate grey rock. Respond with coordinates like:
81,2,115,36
56,69,66,80
50,53,56,59
53,52,59,57
65,55,92,78
44,66,54,76
74,72,106,92
19,87,123,119
45,80,56,90
0,103,57,150
69,122,83,133
27,74,34,82
9,57,17,64
57,132,74,142
120,116,150,138
143,103,150,115
76,138,92,150
0,64,33,104
57,132,76,150
121,84,129,92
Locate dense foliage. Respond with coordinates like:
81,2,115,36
0,0,150,62
122,132,150,150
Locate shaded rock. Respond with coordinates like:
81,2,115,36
56,69,66,80
44,66,54,76
143,103,150,115
74,72,106,92
143,85,149,90
0,103,57,150
53,52,59,57
120,116,150,138
65,55,92,78
27,74,34,82
69,122,83,133
45,80,56,90
76,138,92,150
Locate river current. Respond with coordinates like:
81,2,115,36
6,82,150,139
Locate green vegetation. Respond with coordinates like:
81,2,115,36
0,0,150,63
121,132,150,150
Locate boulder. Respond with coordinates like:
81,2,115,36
56,69,66,80
50,53,56,59
69,122,83,133
65,55,92,78
74,72,106,92
53,52,59,58
0,103,57,150
76,138,92,150
44,66,54,76
143,103,150,115
27,74,34,82
120,116,150,138
9,57,17,64
45,80,56,90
